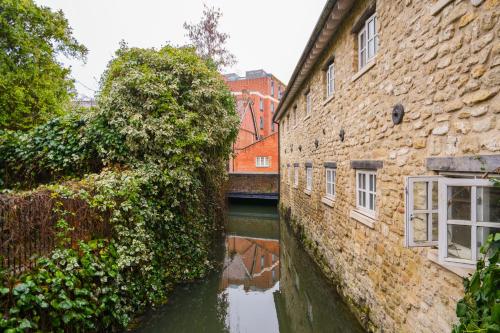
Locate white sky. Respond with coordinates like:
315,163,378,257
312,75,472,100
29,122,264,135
34,0,326,98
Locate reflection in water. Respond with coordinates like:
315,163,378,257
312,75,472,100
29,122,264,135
134,200,364,333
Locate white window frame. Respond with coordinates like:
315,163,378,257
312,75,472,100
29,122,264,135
260,98,264,111
405,176,440,247
325,168,336,199
271,80,274,96
306,167,313,191
294,166,299,187
405,176,499,268
326,63,335,98
358,13,378,71
256,156,269,168
438,177,497,267
355,170,377,218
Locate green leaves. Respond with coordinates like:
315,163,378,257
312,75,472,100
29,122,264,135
454,232,500,333
0,43,237,331
0,0,87,131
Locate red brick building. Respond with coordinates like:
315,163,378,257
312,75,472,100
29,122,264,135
225,70,285,172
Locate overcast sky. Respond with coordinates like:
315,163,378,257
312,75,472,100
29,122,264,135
34,0,326,98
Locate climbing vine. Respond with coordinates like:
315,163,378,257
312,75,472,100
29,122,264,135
0,44,239,331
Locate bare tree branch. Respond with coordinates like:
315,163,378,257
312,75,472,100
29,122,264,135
183,4,236,71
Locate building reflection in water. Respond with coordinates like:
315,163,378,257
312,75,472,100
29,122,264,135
219,202,281,333
133,201,364,333
222,235,280,291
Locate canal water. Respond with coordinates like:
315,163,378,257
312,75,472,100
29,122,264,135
134,199,364,333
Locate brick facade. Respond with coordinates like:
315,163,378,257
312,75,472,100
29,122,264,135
232,132,279,172
274,0,500,332
225,70,285,172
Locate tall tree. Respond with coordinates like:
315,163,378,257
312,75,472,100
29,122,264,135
0,0,87,131
183,4,236,71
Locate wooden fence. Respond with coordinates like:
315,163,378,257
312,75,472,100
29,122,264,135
0,190,112,274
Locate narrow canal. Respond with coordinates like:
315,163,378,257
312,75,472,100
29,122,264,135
134,199,364,333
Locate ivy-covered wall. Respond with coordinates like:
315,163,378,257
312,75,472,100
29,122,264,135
0,45,239,331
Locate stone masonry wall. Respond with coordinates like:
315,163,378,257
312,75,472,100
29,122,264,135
278,1,499,332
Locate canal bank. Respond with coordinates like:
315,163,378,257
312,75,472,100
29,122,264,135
134,199,364,332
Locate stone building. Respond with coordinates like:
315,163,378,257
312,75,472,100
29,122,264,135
273,0,499,332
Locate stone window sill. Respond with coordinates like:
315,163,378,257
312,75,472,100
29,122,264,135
321,196,335,207
304,189,312,196
351,60,376,83
427,249,474,278
323,94,335,106
349,209,376,229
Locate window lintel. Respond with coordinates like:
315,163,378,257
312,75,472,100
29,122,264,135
351,160,383,170
426,155,500,173
351,1,376,33
324,161,337,169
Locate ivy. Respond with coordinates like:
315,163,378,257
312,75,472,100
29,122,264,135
0,44,239,331
453,232,500,333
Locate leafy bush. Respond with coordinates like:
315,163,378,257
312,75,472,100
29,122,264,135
0,44,239,331
453,233,500,333
0,109,102,188
0,0,87,131
0,237,124,332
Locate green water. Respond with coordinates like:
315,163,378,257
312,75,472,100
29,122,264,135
134,200,364,333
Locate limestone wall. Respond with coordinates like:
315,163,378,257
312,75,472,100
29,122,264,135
278,0,499,332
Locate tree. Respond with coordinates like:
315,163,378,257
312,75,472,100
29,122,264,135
183,4,236,71
0,0,87,131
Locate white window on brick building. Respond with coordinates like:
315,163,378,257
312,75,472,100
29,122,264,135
356,170,376,217
260,116,264,129
260,98,264,111
294,165,299,187
271,102,275,113
358,13,378,70
271,120,275,132
405,176,500,268
306,166,313,191
325,168,336,198
271,80,274,96
256,156,269,168
326,63,335,98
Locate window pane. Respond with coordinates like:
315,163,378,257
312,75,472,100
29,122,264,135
360,49,366,68
432,213,438,241
359,173,365,190
447,224,472,260
447,186,471,220
412,213,428,242
413,181,428,210
369,193,375,210
368,39,375,59
369,174,375,192
432,181,438,209
358,190,363,206
476,186,500,223
477,226,500,258
368,19,375,38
